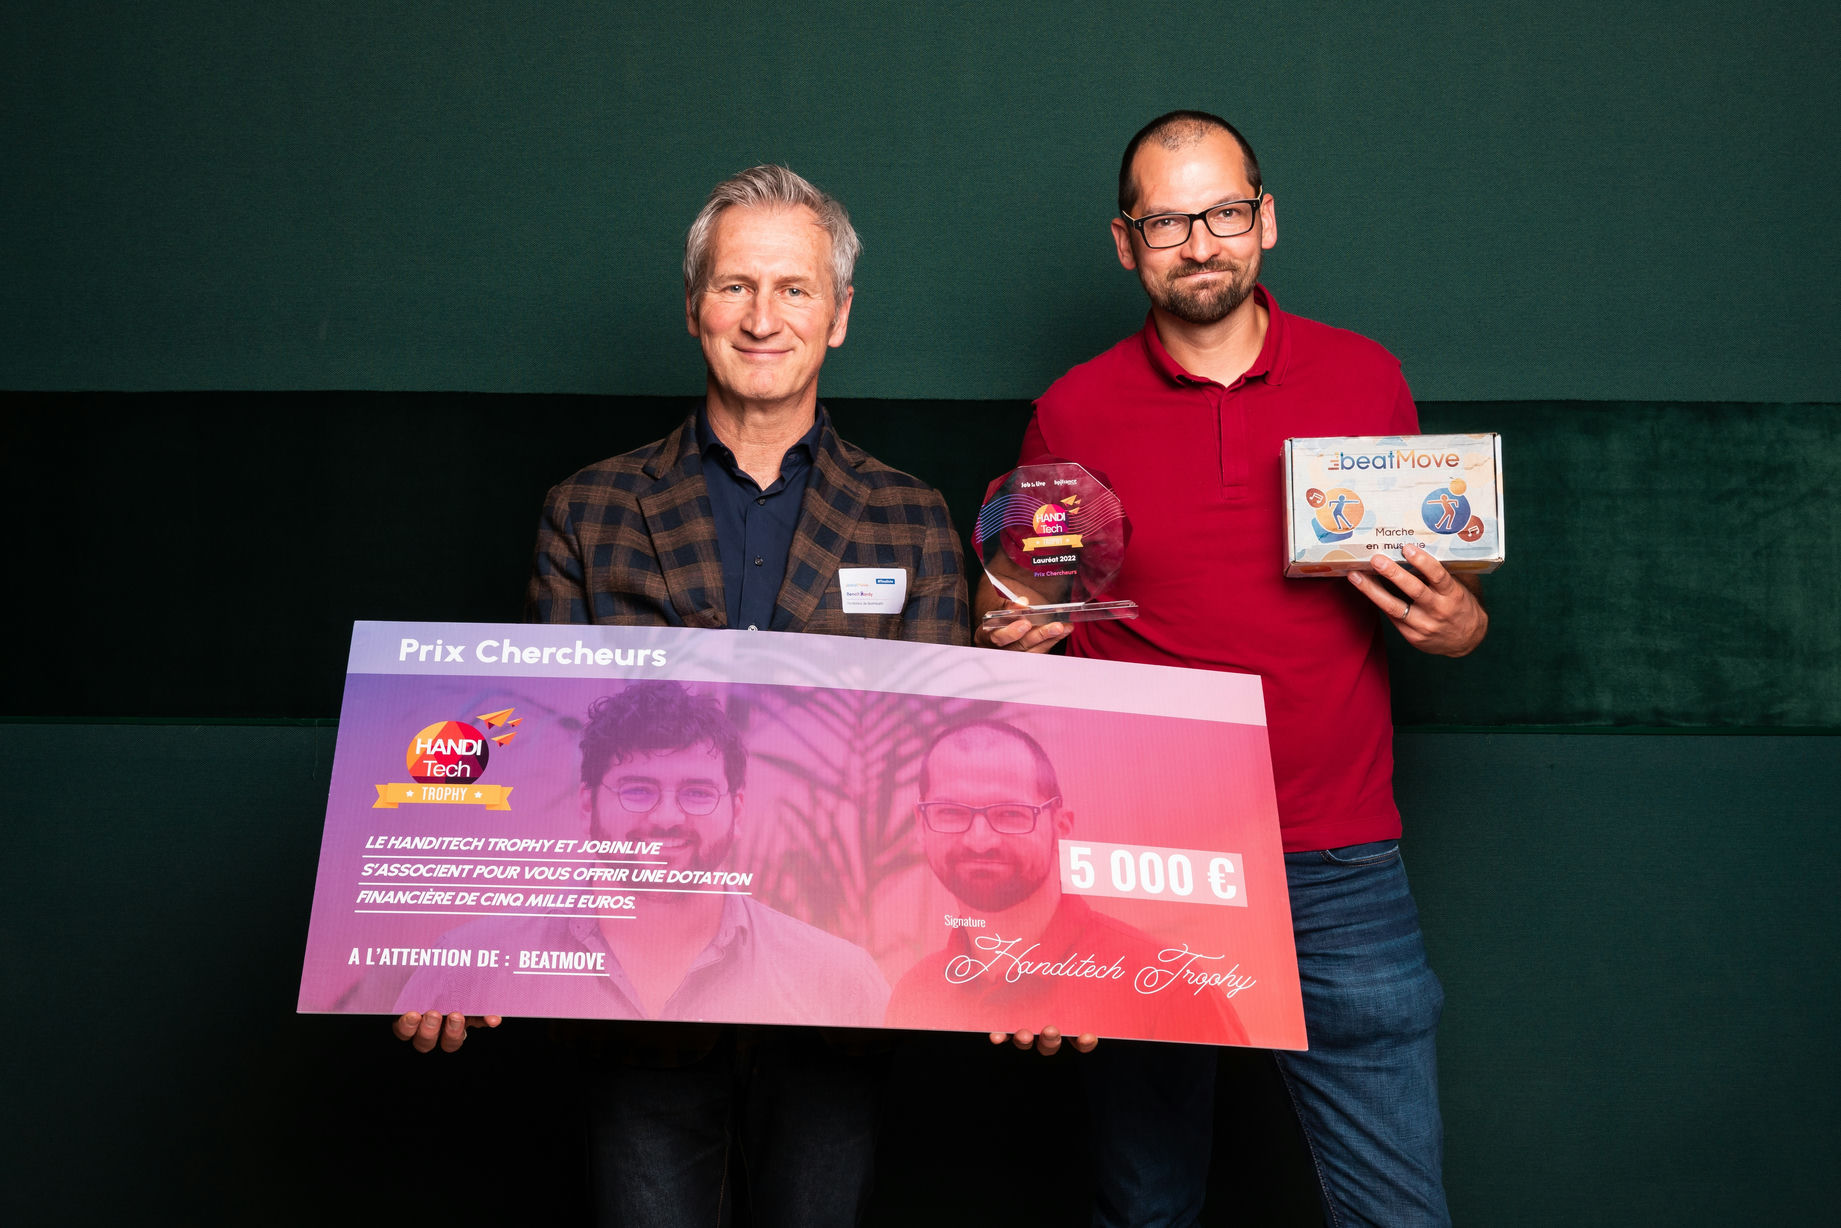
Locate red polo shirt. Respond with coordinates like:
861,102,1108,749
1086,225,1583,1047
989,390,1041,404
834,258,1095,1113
1023,287,1418,851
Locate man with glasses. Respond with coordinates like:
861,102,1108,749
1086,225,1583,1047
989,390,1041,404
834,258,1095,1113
392,681,892,1223
976,112,1486,1227
885,720,1243,1044
393,681,890,1028
395,163,968,1227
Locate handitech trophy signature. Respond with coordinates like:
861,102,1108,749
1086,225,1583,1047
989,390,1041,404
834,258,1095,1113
1134,943,1258,998
946,935,1257,999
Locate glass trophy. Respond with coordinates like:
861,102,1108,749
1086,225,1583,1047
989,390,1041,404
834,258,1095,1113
975,459,1138,630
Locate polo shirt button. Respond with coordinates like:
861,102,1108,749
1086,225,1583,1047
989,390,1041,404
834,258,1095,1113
753,556,764,566
747,624,758,631
756,497,766,506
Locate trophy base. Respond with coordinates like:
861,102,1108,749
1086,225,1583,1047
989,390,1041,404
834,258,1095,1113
980,600,1139,629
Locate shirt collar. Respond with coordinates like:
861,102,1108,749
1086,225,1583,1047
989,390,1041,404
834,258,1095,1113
707,892,754,952
695,406,824,473
568,892,755,957
1138,283,1290,390
1030,894,1096,956
943,893,1095,960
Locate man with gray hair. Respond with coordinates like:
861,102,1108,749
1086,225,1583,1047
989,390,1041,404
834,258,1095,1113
524,162,968,640
395,164,969,1226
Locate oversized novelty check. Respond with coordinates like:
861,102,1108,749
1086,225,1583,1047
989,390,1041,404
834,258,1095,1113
297,622,1305,1048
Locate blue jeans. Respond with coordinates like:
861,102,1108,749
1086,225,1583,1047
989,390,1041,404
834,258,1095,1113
583,1025,885,1227
1084,841,1449,1227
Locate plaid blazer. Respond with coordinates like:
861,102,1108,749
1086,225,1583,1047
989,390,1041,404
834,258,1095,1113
526,408,969,646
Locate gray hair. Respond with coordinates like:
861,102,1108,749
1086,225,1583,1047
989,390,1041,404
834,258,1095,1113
683,164,862,306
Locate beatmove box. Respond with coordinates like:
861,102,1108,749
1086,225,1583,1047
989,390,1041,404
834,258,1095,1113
1283,433,1505,576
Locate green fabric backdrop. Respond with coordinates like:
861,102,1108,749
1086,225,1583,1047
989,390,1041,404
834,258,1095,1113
1391,401,1841,725
4,2,1837,400
5,4,1837,1222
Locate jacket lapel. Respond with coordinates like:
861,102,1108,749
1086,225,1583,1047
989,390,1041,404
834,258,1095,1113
773,409,869,632
637,416,728,630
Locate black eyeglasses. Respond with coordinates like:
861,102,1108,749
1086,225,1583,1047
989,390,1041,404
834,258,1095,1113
915,798,1061,835
604,779,728,816
1121,196,1264,249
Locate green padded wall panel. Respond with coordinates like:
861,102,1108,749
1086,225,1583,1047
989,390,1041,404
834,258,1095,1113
8,394,1836,726
1390,401,1841,726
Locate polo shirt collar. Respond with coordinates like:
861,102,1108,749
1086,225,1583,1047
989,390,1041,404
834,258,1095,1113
568,891,753,957
1138,283,1291,389
941,893,1095,960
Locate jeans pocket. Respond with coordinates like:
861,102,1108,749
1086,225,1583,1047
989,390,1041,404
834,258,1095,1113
1318,840,1401,866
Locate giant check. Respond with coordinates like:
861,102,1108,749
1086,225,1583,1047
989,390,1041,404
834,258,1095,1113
298,621,1306,1048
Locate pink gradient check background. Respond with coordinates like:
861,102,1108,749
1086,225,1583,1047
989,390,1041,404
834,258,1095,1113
301,669,1303,1047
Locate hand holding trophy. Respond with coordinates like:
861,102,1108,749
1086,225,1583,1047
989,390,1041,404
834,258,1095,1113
975,458,1138,632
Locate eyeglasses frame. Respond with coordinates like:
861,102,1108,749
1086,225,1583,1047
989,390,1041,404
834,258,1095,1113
601,779,732,816
914,797,1063,835
1120,194,1267,249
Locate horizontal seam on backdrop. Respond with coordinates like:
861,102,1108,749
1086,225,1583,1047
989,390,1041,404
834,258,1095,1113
0,715,340,728
2,716,1836,737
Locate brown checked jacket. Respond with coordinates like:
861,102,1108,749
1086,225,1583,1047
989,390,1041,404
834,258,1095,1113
525,408,969,646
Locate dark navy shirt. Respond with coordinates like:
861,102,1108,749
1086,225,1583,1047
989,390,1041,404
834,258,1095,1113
696,410,822,631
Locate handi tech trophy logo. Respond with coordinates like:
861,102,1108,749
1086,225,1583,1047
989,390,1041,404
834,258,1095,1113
373,708,520,810
1025,496,1082,550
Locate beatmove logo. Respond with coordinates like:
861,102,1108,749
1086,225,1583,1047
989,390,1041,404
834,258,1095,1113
1305,487,1364,542
1420,480,1484,540
373,708,521,810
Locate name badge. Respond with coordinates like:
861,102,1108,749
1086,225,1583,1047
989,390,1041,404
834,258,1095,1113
838,568,907,614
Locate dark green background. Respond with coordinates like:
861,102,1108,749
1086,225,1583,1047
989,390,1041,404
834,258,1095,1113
7,725,1832,1224
8,394,1840,727
4,2,1838,400
4,2,1838,1224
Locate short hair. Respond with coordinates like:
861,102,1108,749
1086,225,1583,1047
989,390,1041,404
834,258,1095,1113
683,164,862,306
918,720,1061,802
579,681,746,790
1118,110,1263,215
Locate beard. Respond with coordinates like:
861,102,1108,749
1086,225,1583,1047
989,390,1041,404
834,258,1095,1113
1145,250,1261,325
940,849,1052,912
